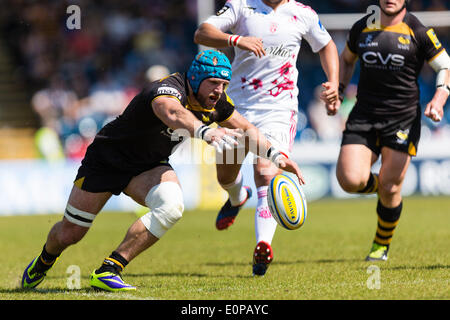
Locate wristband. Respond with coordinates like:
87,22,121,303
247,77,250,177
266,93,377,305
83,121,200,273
266,146,288,166
194,125,210,140
437,84,450,96
228,35,241,47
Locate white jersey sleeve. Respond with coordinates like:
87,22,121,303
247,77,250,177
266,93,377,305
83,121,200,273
203,0,240,32
300,7,331,53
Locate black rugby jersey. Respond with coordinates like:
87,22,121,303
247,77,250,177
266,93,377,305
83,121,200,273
347,12,445,116
86,72,235,171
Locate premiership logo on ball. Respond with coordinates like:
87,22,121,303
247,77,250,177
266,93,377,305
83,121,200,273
267,173,307,230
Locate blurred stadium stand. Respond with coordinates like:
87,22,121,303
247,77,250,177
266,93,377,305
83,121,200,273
0,0,199,160
0,0,448,160
0,0,448,215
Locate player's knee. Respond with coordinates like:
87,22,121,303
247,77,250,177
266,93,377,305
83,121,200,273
336,170,366,193
216,165,241,186
217,171,234,186
141,182,184,239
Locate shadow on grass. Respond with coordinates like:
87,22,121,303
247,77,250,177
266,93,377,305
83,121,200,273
126,272,210,278
121,261,449,280
383,264,450,271
0,287,92,295
204,258,360,267
276,258,362,265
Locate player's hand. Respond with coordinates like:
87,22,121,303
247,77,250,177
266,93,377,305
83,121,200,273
276,157,306,185
204,127,243,153
237,36,266,58
325,99,341,116
424,89,447,122
320,82,340,116
320,82,339,105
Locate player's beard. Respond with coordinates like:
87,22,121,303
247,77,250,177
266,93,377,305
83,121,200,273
195,93,214,109
380,1,407,16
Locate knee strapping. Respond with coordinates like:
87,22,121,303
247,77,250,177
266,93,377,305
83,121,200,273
140,182,184,239
64,204,96,228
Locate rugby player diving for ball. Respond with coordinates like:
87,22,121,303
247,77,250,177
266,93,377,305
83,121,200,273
21,50,304,291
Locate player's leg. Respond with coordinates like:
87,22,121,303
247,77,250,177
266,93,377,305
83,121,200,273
366,147,410,261
90,165,184,291
336,144,379,194
252,157,280,276
252,109,298,276
336,144,390,261
365,108,419,261
22,186,112,289
215,146,252,230
118,166,182,260
337,106,382,195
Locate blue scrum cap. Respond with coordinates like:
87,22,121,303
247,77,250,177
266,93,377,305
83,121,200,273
187,50,232,95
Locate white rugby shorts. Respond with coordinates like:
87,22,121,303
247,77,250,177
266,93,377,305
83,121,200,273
237,107,298,157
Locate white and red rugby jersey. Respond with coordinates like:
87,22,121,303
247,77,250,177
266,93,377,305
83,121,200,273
204,0,331,111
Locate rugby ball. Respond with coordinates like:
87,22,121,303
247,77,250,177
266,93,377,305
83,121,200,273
267,173,307,230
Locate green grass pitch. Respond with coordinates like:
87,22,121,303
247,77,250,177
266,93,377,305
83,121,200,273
0,196,448,300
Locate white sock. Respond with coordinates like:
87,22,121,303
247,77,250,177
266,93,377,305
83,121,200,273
255,186,277,244
220,171,247,206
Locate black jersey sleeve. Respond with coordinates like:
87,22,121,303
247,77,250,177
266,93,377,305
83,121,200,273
215,91,235,123
416,27,445,62
149,73,185,105
347,15,369,54
407,13,445,62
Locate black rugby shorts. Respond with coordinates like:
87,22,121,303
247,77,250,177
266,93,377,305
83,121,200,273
341,105,421,157
74,146,172,195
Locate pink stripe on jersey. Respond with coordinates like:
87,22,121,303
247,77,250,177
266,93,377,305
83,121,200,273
288,110,297,152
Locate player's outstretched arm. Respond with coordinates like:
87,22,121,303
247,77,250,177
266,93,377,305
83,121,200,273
194,23,266,58
152,96,241,151
220,111,305,184
152,96,204,136
318,40,340,115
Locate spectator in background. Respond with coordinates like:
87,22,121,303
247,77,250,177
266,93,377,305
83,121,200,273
31,75,78,161
145,64,170,83
1,0,198,159
1,0,449,158
31,75,78,132
428,0,447,11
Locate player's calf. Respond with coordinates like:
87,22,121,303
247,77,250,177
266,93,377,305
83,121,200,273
90,182,184,292
366,200,402,261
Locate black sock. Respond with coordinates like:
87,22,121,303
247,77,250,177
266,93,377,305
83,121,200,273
34,244,60,274
374,200,402,247
357,173,379,194
96,251,129,274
